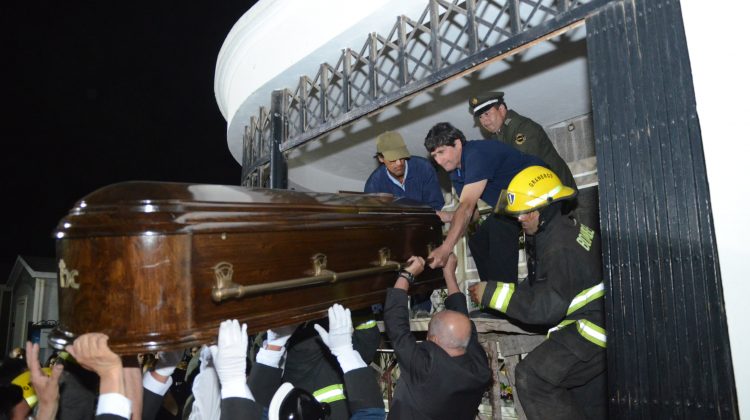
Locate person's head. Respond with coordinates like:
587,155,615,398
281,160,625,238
469,92,507,133
269,382,331,420
426,310,471,357
0,359,32,419
375,131,411,180
496,165,576,234
424,122,466,172
0,384,29,420
139,353,156,373
8,348,24,360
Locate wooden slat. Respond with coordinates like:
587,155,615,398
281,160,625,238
587,0,738,417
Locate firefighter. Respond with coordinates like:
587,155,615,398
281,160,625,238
281,315,381,420
468,165,606,419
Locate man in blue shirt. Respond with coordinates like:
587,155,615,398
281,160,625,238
364,131,444,211
365,131,444,315
424,122,545,284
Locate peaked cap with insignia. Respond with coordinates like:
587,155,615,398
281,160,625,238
469,91,505,116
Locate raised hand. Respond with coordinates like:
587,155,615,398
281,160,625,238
314,304,365,373
25,341,63,420
208,320,252,399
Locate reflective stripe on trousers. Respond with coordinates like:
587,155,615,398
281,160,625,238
548,319,607,348
548,282,606,348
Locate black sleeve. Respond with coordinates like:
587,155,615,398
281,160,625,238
384,288,430,377
444,292,481,342
480,279,568,325
141,388,163,420
248,362,283,408
344,367,385,412
353,323,382,365
220,397,264,420
480,248,576,326
57,367,97,420
443,291,469,315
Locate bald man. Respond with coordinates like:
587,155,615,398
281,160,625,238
427,310,471,357
384,254,491,420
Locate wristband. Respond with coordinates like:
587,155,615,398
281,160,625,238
398,270,415,284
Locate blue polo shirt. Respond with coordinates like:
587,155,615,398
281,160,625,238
450,140,546,206
364,156,445,210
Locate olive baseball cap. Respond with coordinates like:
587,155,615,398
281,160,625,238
376,131,411,161
469,91,505,116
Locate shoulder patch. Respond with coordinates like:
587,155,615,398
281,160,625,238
515,133,526,145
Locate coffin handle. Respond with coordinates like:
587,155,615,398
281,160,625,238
211,247,403,302
48,327,77,350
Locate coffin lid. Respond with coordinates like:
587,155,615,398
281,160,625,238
55,181,436,238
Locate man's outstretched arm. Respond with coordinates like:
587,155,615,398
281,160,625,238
429,180,486,268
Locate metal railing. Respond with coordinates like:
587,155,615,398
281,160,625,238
242,0,602,187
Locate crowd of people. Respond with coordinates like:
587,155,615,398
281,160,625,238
1,92,606,419
1,253,490,420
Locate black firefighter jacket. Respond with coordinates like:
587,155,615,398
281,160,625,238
480,210,606,361
282,318,381,420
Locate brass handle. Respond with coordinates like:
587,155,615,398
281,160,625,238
48,327,77,350
211,247,404,302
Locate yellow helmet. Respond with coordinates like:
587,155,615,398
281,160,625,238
495,166,576,215
11,368,52,408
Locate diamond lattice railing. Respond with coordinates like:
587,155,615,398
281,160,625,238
241,0,599,187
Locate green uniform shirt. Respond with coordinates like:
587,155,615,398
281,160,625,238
495,109,578,191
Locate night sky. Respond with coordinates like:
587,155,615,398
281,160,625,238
2,1,254,282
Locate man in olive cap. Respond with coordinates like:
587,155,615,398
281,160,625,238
364,131,444,211
469,92,577,193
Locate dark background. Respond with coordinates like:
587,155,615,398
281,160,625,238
1,1,255,283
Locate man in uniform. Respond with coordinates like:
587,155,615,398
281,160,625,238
468,165,606,419
469,92,577,194
364,131,444,211
282,315,380,420
424,122,544,283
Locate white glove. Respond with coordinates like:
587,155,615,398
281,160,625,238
265,325,296,348
154,350,183,377
209,319,252,399
189,346,222,420
314,304,365,373
143,349,183,395
314,304,353,356
256,325,296,368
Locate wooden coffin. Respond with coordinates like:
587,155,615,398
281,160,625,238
52,182,443,354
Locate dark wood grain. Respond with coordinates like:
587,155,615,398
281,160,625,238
55,181,442,354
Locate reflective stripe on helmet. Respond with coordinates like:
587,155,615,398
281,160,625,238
313,384,346,403
488,282,515,312
523,185,562,208
502,166,576,214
